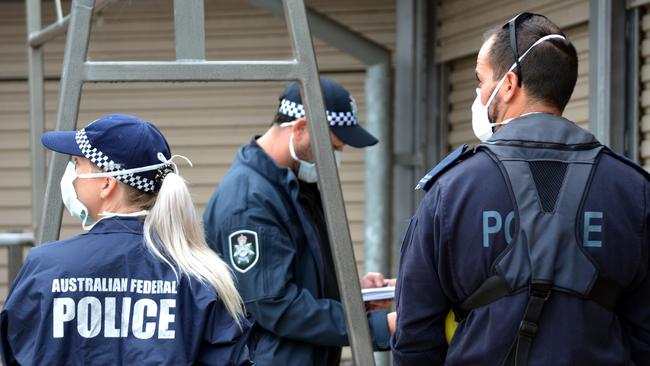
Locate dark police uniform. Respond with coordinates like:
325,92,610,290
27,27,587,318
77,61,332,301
391,114,650,365
0,217,252,366
203,140,390,366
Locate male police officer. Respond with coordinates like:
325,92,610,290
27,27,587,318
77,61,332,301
391,13,650,365
204,77,393,366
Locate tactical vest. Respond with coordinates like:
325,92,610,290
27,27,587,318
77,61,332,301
416,113,647,366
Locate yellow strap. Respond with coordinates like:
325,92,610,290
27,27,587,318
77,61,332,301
445,311,458,344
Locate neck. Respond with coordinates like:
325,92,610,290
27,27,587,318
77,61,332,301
500,102,560,123
98,201,143,216
256,125,294,169
96,185,144,217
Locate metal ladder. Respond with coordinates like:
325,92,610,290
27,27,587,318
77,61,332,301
26,0,376,364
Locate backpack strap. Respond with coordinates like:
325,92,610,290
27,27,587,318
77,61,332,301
501,283,552,366
501,279,619,366
459,275,511,311
460,276,620,314
416,144,474,192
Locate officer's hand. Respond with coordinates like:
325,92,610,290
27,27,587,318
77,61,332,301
387,312,397,334
361,272,394,288
362,272,397,311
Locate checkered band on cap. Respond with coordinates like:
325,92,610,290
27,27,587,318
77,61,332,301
278,99,358,127
75,129,157,192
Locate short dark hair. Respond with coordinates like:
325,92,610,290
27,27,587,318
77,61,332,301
484,14,578,112
271,112,294,126
271,93,296,126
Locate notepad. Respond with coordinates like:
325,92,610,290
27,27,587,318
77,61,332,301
362,286,395,302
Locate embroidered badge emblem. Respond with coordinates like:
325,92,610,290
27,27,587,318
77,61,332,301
228,230,259,273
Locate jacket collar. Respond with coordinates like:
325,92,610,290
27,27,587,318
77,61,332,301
487,113,599,148
236,137,298,187
87,216,144,235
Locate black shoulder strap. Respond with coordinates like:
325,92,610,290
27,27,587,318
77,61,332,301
501,283,552,366
460,275,511,311
416,144,473,192
460,276,620,314
601,146,650,181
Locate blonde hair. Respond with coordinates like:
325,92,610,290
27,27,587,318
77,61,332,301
125,173,245,325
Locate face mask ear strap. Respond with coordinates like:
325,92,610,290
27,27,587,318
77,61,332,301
486,75,509,108
76,152,194,179
288,133,299,161
156,153,192,175
279,121,297,128
80,208,96,231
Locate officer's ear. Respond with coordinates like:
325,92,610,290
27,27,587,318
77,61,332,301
293,117,307,130
98,176,119,201
501,71,520,103
293,118,309,140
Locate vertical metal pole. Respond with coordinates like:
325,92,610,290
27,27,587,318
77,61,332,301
39,0,96,244
283,0,376,364
364,62,392,366
392,0,421,275
426,0,445,167
589,0,627,151
626,7,641,161
26,0,46,235
413,0,429,186
364,63,392,275
173,0,206,60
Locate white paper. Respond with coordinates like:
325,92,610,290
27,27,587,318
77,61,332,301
361,286,395,302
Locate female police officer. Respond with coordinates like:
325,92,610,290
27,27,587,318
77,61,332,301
0,114,252,365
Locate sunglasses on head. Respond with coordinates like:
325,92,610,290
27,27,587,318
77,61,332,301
502,12,548,87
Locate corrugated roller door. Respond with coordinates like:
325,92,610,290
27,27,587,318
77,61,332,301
641,7,650,169
446,22,590,150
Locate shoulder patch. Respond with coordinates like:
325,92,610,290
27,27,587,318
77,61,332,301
228,230,259,273
416,144,472,191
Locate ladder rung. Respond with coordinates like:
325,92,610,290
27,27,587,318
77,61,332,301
84,61,302,82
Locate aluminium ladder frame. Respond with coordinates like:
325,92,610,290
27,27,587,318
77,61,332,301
27,0,375,364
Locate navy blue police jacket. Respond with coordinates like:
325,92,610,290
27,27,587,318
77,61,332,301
203,139,390,366
0,217,253,366
391,114,650,365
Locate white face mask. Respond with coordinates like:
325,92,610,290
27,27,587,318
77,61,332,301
471,86,512,142
471,34,567,142
60,161,96,231
289,133,318,183
283,123,342,183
